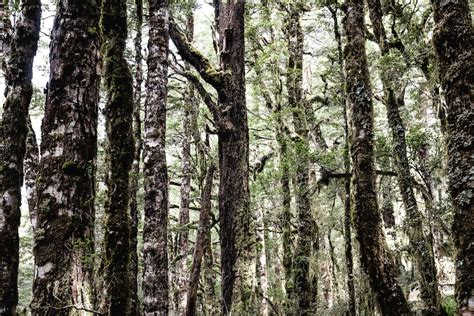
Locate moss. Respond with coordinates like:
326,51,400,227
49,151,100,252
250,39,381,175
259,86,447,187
61,160,81,176
87,26,98,35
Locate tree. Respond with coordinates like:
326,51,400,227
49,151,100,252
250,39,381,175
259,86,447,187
0,0,40,313
343,0,411,313
169,1,255,313
101,0,135,312
430,0,474,312
142,0,170,313
366,0,440,312
129,0,144,313
31,0,100,313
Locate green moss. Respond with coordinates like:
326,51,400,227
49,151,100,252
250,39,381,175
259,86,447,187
62,160,81,176
87,26,98,35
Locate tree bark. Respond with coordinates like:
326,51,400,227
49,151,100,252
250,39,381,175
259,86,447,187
343,0,411,314
366,0,440,313
175,11,195,313
101,0,135,312
430,0,474,312
169,1,255,313
0,1,40,313
285,4,315,314
185,164,215,316
143,0,170,313
129,0,143,313
25,117,39,232
31,0,99,313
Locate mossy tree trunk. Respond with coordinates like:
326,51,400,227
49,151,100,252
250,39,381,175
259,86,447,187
31,0,99,314
343,0,411,313
25,117,39,232
143,0,170,313
285,3,315,314
129,0,143,313
0,1,40,313
185,164,215,316
169,1,255,313
101,0,135,312
430,0,474,312
175,10,195,313
366,0,440,313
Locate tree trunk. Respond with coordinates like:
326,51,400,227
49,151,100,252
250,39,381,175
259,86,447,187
169,2,254,312
31,0,99,313
129,0,143,313
366,1,440,312
185,164,215,316
175,11,195,313
343,0,411,314
101,0,135,312
143,0,170,313
25,117,39,232
0,1,40,313
285,4,315,314
0,1,11,71
430,0,474,312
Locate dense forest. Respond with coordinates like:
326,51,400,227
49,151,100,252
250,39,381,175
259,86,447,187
0,0,472,315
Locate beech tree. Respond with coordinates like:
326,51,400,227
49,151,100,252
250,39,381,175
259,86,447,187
142,0,170,313
0,0,40,313
343,0,411,313
31,0,100,313
430,0,474,313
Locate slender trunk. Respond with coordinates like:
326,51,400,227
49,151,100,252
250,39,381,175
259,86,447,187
185,164,215,316
31,0,99,313
343,0,411,313
25,117,39,231
215,1,255,313
143,0,170,313
129,0,143,313
0,1,11,71
175,11,195,313
256,204,269,316
0,1,40,313
203,228,217,314
366,2,440,312
286,5,315,314
430,0,474,312
101,0,135,312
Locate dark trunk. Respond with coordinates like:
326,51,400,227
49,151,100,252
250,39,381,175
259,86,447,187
0,1,40,313
343,0,411,314
101,0,135,312
366,0,440,312
143,0,170,313
25,118,39,232
285,4,314,314
31,0,99,313
185,164,215,316
430,0,474,312
169,1,254,313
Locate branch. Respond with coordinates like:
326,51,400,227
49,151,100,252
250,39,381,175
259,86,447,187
170,64,221,121
169,18,224,91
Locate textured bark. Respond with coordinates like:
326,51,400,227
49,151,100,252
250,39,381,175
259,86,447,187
256,204,269,316
343,0,411,314
170,1,255,313
31,0,99,313
143,0,170,313
129,0,143,313
329,4,356,314
185,164,215,316
101,0,135,312
175,12,195,312
366,0,440,312
0,1,40,313
0,1,11,71
430,0,474,312
285,4,315,314
25,118,39,232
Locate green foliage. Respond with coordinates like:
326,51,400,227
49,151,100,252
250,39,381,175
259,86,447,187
441,296,457,316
